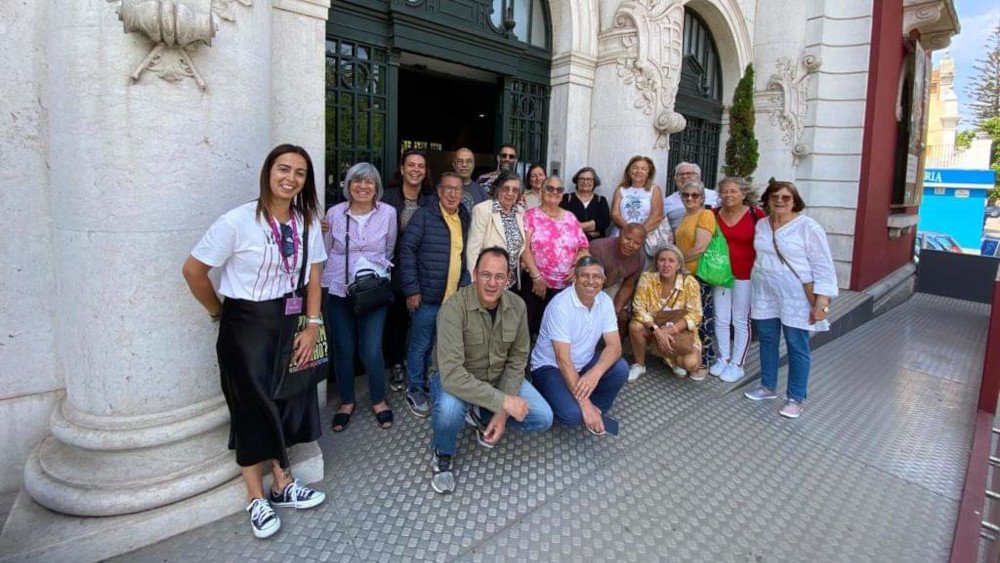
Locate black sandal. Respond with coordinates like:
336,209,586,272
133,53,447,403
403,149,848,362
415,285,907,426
373,406,394,429
331,404,355,432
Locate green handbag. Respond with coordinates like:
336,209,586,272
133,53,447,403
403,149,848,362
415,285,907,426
696,225,735,288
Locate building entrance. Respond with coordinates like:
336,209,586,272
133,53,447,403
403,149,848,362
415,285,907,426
325,0,552,205
397,58,501,182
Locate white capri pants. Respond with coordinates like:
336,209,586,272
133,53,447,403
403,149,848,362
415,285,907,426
713,280,752,367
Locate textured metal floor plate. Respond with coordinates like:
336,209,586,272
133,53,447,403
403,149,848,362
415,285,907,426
117,293,988,562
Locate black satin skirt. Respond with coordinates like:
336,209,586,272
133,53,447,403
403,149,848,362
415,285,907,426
217,297,321,468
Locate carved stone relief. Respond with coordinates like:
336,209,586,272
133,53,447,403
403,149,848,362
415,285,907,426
108,0,253,90
601,0,686,149
762,54,821,166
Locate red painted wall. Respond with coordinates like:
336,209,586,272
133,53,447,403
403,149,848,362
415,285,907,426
850,0,919,290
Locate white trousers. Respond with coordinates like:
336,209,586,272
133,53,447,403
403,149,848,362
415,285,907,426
713,280,752,366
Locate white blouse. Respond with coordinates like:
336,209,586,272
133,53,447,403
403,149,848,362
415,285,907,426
749,215,839,331
610,186,653,237
192,201,328,302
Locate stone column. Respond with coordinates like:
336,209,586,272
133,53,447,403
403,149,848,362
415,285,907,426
588,0,687,191
0,1,328,560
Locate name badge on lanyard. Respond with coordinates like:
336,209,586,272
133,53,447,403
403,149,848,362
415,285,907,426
284,297,303,315
268,213,303,316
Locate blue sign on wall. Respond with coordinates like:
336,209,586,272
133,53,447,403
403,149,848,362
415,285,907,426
923,168,996,186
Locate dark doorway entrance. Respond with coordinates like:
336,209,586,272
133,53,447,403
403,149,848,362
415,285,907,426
398,64,500,180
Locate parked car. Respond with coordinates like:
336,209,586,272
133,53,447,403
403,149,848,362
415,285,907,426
986,206,1000,219
917,231,963,253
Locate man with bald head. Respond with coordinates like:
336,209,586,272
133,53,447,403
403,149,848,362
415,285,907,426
452,147,489,213
586,223,647,334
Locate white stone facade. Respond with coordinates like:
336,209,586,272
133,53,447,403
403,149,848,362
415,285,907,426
0,0,958,560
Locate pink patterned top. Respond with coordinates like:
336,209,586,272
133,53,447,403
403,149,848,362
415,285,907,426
524,207,590,289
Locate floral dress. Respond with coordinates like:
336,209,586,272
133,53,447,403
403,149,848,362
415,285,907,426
494,200,524,289
523,207,589,289
632,272,703,368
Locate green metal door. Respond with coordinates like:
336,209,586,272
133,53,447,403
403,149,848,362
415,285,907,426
500,76,550,167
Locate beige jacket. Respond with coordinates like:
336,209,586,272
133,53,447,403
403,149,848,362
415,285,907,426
465,199,526,284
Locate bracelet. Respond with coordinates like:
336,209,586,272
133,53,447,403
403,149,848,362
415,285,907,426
306,316,324,326
530,273,543,280
208,311,220,323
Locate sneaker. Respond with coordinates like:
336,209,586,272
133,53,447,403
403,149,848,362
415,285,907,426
406,390,431,418
709,359,729,377
779,399,804,419
744,384,779,401
627,363,646,383
430,450,456,494
246,498,280,539
389,364,406,392
720,364,744,383
671,364,688,378
465,408,495,449
268,479,326,509
689,367,708,381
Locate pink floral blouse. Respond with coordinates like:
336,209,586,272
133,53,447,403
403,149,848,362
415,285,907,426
524,207,589,289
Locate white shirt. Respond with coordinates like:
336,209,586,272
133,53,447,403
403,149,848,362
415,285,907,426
192,201,328,302
750,215,839,331
610,186,653,237
664,189,720,230
531,286,619,371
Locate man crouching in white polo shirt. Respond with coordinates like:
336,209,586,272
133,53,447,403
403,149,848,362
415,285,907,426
529,256,629,436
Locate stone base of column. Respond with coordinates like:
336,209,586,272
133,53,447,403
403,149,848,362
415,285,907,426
0,442,323,563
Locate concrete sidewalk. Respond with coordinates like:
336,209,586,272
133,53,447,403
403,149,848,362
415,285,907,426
116,293,988,562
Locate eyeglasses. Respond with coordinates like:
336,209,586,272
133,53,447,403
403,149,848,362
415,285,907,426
498,185,520,194
680,192,702,200
577,177,595,184
499,153,516,160
441,185,464,195
544,185,565,194
477,271,509,284
769,194,794,203
677,171,698,177
279,224,294,258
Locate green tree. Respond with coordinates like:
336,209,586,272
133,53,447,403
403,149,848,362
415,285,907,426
966,23,1000,127
722,63,759,181
956,129,976,150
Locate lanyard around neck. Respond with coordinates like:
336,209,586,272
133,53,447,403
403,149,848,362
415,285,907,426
267,213,300,285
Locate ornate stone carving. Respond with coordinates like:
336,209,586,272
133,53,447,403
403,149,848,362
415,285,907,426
765,54,820,166
608,0,686,149
902,0,960,52
109,0,253,90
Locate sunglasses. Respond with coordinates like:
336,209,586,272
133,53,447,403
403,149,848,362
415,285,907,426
544,185,566,194
769,194,794,203
499,153,516,160
498,185,521,194
280,224,294,258
680,192,702,200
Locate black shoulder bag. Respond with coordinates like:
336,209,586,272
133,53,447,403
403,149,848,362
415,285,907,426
273,220,330,400
345,209,394,315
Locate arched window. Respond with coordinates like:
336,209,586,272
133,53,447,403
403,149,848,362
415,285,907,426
490,0,549,49
669,9,725,191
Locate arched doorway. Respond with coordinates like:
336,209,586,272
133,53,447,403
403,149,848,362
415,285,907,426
667,8,724,192
325,0,552,204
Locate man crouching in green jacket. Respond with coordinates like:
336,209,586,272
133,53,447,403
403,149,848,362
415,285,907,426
427,246,554,494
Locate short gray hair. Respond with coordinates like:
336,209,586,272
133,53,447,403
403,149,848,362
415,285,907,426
717,176,750,195
675,162,702,176
652,243,688,274
343,162,384,202
681,180,705,195
573,255,605,277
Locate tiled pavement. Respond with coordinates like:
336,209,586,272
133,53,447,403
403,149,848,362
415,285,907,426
116,293,989,562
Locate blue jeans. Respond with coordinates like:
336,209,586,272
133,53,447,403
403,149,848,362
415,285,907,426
327,294,388,405
406,302,440,394
530,354,628,427
754,318,811,402
430,372,553,455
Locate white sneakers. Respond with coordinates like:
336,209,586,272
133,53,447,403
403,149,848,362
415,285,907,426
628,363,647,383
720,364,744,383
709,359,729,377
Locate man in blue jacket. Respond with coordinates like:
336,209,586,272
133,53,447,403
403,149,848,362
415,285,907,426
400,172,471,417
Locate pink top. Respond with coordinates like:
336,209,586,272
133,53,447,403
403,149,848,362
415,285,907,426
524,207,589,289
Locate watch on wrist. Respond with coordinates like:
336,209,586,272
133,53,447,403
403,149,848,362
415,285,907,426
306,316,324,326
820,305,830,314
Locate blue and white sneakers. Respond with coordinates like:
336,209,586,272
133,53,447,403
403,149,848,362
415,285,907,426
246,498,280,539
268,479,327,510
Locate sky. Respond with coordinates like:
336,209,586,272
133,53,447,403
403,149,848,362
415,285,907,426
934,0,1000,130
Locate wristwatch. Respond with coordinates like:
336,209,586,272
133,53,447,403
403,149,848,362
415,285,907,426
820,306,830,314
306,316,324,326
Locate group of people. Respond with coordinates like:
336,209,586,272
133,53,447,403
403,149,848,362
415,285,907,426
182,143,839,539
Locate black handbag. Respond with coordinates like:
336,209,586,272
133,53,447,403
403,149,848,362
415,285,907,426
344,210,394,315
273,220,330,400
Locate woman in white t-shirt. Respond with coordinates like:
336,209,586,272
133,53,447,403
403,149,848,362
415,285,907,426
182,145,329,540
609,155,665,238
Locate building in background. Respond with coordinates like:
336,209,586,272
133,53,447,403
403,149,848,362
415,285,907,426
925,55,994,169
919,168,997,250
0,1,961,560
